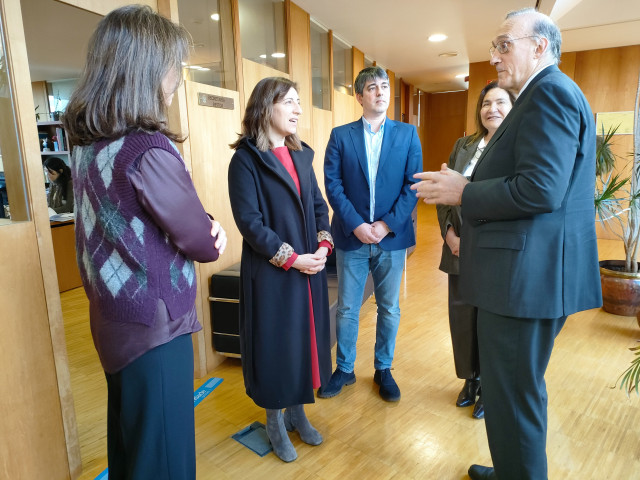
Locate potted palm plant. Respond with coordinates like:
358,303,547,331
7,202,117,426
617,342,640,396
595,70,640,317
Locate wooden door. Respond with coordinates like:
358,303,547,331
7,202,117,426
0,0,80,478
183,80,243,374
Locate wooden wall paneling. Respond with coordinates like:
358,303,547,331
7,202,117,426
184,81,243,374
559,51,576,80
157,0,177,20
287,1,312,145
242,58,291,108
328,29,334,113
352,46,364,86
312,106,333,212
417,89,427,157
467,60,497,134
31,80,49,118
574,45,640,114
218,0,237,92
406,83,415,122
231,0,245,118
425,90,467,172
574,46,640,240
387,69,395,120
333,89,355,128
58,0,156,16
1,0,80,477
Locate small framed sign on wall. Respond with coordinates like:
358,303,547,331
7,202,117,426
595,111,634,134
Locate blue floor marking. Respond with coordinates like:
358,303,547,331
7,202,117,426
94,377,224,479
194,377,223,407
94,468,108,480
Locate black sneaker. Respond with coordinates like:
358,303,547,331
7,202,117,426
317,368,356,398
374,368,401,402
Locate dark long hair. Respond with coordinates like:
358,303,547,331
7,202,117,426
230,77,302,152
466,81,516,146
44,157,72,199
63,5,190,146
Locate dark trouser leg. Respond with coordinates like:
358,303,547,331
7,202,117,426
105,334,196,480
448,274,479,379
477,309,566,480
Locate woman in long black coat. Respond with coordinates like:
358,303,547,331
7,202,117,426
228,77,333,463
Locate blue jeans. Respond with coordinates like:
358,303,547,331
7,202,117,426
335,244,406,372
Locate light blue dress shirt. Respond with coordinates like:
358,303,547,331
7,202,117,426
362,116,385,222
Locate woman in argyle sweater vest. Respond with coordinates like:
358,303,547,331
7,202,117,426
63,6,226,479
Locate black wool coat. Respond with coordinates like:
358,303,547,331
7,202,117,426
228,138,332,409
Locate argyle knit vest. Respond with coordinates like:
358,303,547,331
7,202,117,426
72,131,196,327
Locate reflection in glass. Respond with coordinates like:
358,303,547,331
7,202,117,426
178,0,237,90
46,79,77,119
310,20,330,110
238,0,288,74
333,35,352,96
0,12,29,224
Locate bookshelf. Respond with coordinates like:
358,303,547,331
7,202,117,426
37,121,71,164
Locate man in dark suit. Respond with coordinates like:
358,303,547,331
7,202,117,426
319,66,421,402
413,8,601,480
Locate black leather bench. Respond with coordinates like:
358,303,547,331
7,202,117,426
209,255,374,357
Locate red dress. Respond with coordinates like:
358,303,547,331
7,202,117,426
272,146,331,389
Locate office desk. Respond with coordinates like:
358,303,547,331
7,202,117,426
50,219,83,292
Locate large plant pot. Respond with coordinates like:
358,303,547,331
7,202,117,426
599,260,640,316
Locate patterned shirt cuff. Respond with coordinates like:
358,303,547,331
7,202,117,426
317,230,334,249
269,242,294,268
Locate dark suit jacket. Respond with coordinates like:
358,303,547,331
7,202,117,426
324,118,422,251
459,65,602,319
437,135,481,275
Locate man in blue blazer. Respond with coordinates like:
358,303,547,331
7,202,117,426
320,66,422,402
413,8,601,480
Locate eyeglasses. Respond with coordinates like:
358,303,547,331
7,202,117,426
490,35,539,56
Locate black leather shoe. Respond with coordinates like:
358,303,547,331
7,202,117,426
456,378,480,407
472,389,484,419
374,368,400,402
468,464,496,479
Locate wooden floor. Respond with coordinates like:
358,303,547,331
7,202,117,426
63,203,640,480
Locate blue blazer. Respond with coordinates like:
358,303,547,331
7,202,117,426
324,118,422,251
459,65,602,319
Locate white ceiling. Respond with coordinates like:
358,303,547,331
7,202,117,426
20,0,640,92
294,0,640,92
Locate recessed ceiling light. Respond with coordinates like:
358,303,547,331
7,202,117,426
259,54,267,59
428,33,447,42
271,52,286,58
438,51,458,57
455,73,468,79
210,13,220,21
